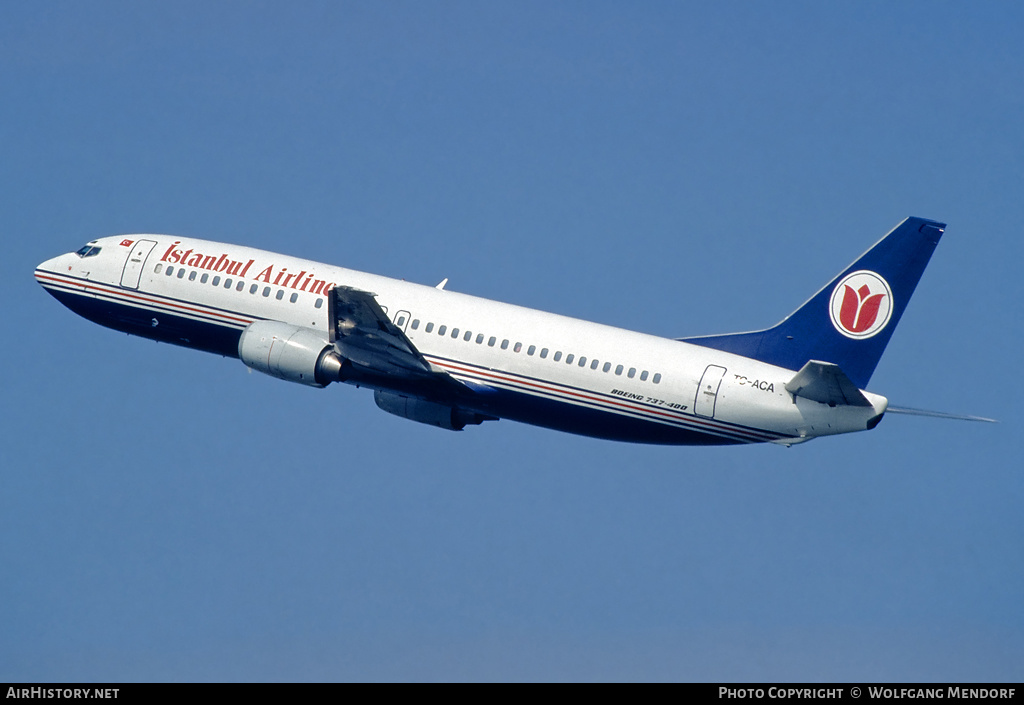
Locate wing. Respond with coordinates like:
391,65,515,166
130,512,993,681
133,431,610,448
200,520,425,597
328,285,441,378
326,286,499,428
327,285,467,390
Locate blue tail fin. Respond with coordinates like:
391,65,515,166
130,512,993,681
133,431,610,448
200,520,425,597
681,217,945,388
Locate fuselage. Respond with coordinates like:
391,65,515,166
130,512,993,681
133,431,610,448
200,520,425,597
35,235,888,445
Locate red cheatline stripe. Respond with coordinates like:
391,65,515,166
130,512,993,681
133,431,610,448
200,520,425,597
36,271,255,327
429,357,780,443
449,364,763,443
37,269,784,443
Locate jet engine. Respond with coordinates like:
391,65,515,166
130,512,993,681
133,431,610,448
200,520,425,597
374,390,491,431
238,320,346,387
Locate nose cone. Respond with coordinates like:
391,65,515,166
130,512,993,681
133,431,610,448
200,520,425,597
35,254,60,280
35,252,75,294
36,253,63,272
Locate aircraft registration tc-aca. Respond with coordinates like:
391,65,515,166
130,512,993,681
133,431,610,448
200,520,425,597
35,217,993,446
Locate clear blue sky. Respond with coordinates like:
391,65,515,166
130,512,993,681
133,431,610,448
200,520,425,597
2,1,1021,681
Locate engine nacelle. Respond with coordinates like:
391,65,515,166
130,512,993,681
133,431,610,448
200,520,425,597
374,390,490,431
238,320,345,387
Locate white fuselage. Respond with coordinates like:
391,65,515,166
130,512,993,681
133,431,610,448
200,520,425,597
35,235,888,445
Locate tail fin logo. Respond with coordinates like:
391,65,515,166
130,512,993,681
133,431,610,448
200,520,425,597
829,270,893,339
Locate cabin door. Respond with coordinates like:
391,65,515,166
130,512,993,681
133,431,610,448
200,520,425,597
120,240,157,289
393,310,412,332
695,365,727,418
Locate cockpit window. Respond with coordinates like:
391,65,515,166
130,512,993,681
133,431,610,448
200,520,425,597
75,245,102,258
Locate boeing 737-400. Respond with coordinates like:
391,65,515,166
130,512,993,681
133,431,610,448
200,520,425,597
34,217,991,446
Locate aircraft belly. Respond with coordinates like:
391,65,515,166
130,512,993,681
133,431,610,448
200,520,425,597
468,385,746,445
424,356,784,445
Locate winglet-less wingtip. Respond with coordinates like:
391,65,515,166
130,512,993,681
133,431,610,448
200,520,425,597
886,406,998,423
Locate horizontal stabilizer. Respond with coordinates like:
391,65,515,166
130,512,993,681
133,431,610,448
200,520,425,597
887,405,997,423
785,360,872,407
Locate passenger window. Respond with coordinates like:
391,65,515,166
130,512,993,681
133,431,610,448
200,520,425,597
591,359,600,370
653,373,662,384
411,319,420,330
602,362,611,372
640,371,649,381
476,334,484,344
438,325,447,336
289,292,298,302
315,298,323,308
488,336,496,347
212,276,221,286
276,290,284,300
500,339,509,350
201,273,209,284
554,351,562,361
464,331,472,341
527,345,536,356
615,364,623,375
426,322,434,333
224,278,232,288
451,328,459,338
177,269,186,279
514,342,522,353
397,315,406,327
540,348,548,358
628,367,636,379
565,354,574,364
251,284,258,294
238,281,246,292
263,287,271,297
188,271,197,281
578,357,587,367
154,264,163,274
166,267,174,276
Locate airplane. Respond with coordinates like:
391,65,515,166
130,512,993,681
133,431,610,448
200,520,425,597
34,217,993,446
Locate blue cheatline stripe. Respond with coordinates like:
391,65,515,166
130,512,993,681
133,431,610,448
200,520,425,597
427,355,787,444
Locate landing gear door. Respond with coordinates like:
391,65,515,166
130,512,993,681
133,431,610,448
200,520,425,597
120,239,157,289
695,365,727,418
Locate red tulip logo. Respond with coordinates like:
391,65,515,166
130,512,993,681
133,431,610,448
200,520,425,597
840,283,886,332
829,271,893,339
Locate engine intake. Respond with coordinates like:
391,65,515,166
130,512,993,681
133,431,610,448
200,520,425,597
238,320,345,387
